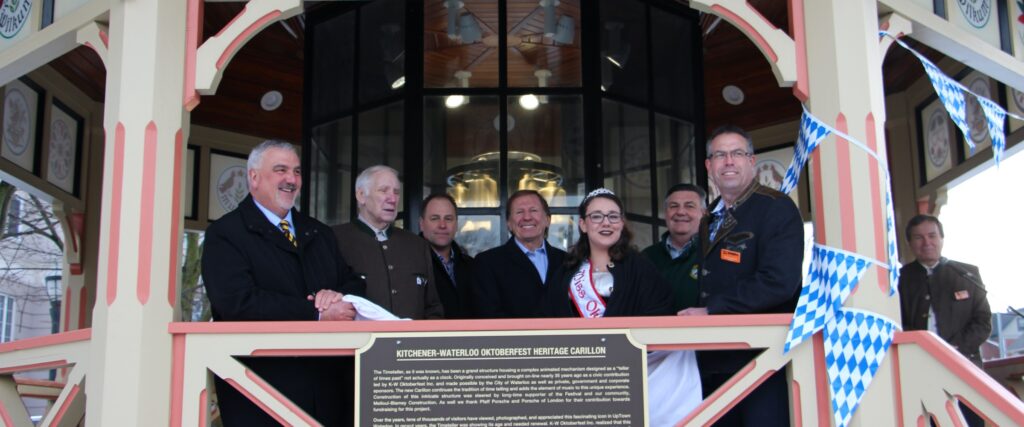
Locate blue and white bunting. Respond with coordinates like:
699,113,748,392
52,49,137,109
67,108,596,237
919,60,975,154
784,244,872,354
882,31,1012,165
780,109,832,195
884,174,901,295
825,308,898,427
977,96,1007,166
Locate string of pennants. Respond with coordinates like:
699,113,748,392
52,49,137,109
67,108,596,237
780,106,902,427
776,31,1018,426
883,31,1017,166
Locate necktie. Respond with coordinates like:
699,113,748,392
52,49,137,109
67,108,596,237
376,230,388,242
280,219,297,247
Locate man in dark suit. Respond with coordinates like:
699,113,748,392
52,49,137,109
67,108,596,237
679,125,804,426
419,193,476,318
333,165,444,319
202,140,365,426
473,190,566,318
899,214,990,426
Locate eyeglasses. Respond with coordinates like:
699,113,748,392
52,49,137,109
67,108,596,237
586,212,623,224
707,150,753,161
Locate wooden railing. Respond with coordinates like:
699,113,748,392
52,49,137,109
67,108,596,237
1,317,1024,426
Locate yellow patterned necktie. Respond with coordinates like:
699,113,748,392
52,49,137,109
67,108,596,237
280,219,296,247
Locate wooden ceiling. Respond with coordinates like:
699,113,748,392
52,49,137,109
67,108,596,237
46,0,944,145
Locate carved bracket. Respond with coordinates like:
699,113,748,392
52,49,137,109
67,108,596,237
187,0,302,111
75,22,109,68
690,0,798,87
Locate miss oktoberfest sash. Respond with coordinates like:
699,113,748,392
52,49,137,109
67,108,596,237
569,260,607,318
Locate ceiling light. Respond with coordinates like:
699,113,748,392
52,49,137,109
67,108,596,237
446,95,466,108
603,22,630,69
260,90,283,111
722,85,744,105
391,76,406,90
519,94,540,110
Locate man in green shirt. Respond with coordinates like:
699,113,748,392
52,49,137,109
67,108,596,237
641,183,706,312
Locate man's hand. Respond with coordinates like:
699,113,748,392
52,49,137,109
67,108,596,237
677,307,709,316
308,289,343,312
320,300,356,321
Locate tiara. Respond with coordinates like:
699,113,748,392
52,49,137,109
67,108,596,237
584,188,616,202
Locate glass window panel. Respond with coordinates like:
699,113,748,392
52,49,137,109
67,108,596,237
630,221,654,251
359,0,406,105
507,0,582,87
602,99,651,217
358,101,405,214
455,214,502,256
650,6,695,118
507,95,584,207
548,214,580,252
599,0,648,103
654,114,697,219
424,96,501,208
424,0,499,88
310,117,353,225
311,11,354,122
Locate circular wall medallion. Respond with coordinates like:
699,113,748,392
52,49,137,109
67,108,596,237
957,0,993,29
755,158,786,190
965,76,991,143
260,90,283,111
926,109,951,168
0,0,33,39
49,118,73,180
216,166,248,212
3,88,30,155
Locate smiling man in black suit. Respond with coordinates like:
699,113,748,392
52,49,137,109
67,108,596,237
473,190,566,318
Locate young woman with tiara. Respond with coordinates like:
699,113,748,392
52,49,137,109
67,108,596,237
544,188,702,425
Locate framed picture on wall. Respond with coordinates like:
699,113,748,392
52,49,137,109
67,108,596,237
958,69,999,157
46,99,84,196
916,95,957,184
185,145,199,220
755,143,805,211
207,150,248,221
2,77,44,173
1006,84,1024,134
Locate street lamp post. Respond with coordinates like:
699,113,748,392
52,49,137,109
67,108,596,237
44,275,61,380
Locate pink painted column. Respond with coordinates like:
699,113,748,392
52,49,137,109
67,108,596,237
800,0,900,425
86,0,188,424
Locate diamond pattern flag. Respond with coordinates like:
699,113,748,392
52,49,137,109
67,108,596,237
977,96,1008,166
883,174,901,296
825,308,898,427
920,60,976,154
780,109,832,195
783,244,871,354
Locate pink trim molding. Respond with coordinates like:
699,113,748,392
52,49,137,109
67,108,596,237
136,122,158,305
106,123,126,306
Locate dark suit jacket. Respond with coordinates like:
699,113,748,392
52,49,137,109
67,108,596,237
202,195,365,426
473,238,566,318
425,239,477,319
334,221,444,319
697,182,804,373
543,252,674,318
899,259,991,365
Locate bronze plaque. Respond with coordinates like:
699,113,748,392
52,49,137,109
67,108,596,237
357,332,646,426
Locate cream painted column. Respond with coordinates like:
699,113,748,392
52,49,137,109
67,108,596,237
801,0,900,425
86,0,188,424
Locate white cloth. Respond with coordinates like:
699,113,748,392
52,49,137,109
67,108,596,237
647,350,702,426
342,295,409,321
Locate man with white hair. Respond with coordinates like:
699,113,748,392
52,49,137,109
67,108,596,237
333,165,444,319
202,140,364,426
